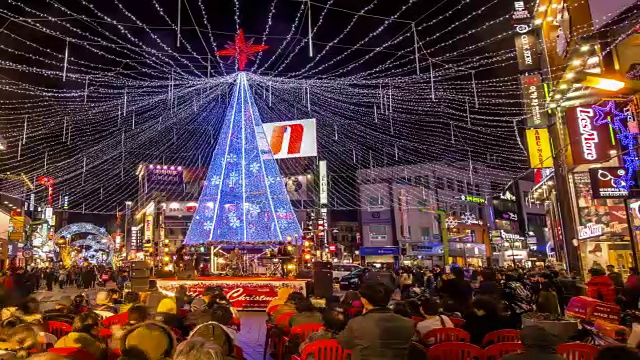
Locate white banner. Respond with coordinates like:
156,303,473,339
262,119,317,159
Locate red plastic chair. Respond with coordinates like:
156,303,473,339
263,312,296,360
423,328,471,344
428,342,485,360
481,329,521,347
101,312,128,327
280,323,324,360
229,317,241,332
292,339,349,360
47,321,72,340
49,347,98,360
450,317,466,328
484,342,524,360
557,343,599,360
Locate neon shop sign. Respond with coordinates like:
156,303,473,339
578,107,599,161
577,223,605,239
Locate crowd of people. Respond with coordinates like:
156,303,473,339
0,262,638,359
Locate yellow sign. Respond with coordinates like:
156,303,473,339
526,128,553,168
9,216,24,241
144,215,153,247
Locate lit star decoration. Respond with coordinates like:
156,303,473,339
592,100,639,191
216,29,269,71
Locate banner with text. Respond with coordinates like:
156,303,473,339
526,128,553,168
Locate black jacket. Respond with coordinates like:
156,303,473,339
440,278,473,314
462,312,509,346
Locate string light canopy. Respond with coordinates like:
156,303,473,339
0,0,628,214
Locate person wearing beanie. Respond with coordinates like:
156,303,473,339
155,298,183,335
119,321,177,360
501,325,563,360
587,268,617,304
54,312,106,360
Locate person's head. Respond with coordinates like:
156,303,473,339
480,270,496,282
471,296,499,317
451,267,465,280
321,306,347,333
108,288,121,302
607,265,616,273
127,305,149,324
157,298,177,314
590,267,606,277
295,298,315,313
630,267,639,276
19,297,40,315
124,291,140,305
208,304,233,326
406,299,422,316
519,325,559,354
174,338,225,360
73,294,86,307
358,282,392,309
285,292,306,306
72,312,101,337
202,287,218,302
122,323,176,360
596,346,640,360
420,298,442,317
392,302,411,318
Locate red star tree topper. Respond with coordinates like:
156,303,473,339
216,29,269,71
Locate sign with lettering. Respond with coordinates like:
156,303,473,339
521,74,549,128
156,279,307,310
589,167,629,199
577,223,605,239
460,194,487,205
514,26,540,71
526,128,554,168
565,105,617,164
512,1,531,21
319,160,328,205
145,165,184,191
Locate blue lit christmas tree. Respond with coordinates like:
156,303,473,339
183,73,302,246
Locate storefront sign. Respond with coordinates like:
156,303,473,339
156,279,306,310
144,215,153,246
566,106,617,164
165,202,198,217
319,160,328,205
460,194,486,205
578,223,605,239
573,172,629,239
521,74,549,128
359,247,399,256
526,128,554,168
145,165,184,191
263,119,318,159
512,1,531,21
514,25,540,71
589,167,629,198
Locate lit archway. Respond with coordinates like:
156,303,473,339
53,223,114,264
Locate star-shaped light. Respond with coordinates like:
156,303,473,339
216,29,269,71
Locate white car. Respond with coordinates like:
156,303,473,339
332,264,362,283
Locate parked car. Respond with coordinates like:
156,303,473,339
333,264,362,283
339,267,370,291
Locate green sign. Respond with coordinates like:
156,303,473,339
460,195,486,205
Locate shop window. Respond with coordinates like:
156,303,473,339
420,227,431,241
447,179,455,191
456,180,465,193
367,196,384,207
369,225,387,242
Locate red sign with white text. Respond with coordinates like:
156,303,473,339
157,279,307,310
565,105,617,164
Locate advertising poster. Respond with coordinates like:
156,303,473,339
284,175,308,201
589,167,629,199
573,172,629,239
262,119,318,159
526,128,553,168
514,25,541,71
145,166,184,191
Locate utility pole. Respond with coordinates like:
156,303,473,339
435,210,449,265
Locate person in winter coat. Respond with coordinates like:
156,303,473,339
270,292,305,324
476,270,501,300
92,291,116,318
54,312,106,360
587,268,617,304
537,282,560,316
501,325,564,360
462,296,510,346
173,338,225,360
155,297,183,333
289,299,322,328
58,269,67,290
336,281,415,360
119,321,177,360
299,306,348,353
267,287,295,311
187,305,236,359
439,267,473,315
